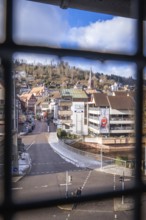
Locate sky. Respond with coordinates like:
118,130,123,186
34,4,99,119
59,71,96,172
0,0,143,78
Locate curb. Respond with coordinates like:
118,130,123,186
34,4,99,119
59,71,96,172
12,175,24,183
114,198,134,211
58,204,74,211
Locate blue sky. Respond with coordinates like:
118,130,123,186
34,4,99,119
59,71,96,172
0,0,140,78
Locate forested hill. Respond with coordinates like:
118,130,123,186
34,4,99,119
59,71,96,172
13,60,136,90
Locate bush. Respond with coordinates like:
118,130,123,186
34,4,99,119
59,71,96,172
57,129,67,138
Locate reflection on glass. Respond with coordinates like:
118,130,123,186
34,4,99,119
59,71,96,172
0,0,5,42
13,0,137,54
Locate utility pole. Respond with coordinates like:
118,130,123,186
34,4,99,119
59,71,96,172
119,171,125,204
60,171,72,198
101,145,103,169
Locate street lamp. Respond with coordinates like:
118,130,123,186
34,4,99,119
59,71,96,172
119,171,125,204
100,145,103,169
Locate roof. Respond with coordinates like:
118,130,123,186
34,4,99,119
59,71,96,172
108,96,135,110
93,93,109,107
85,89,98,95
113,91,129,96
51,91,61,99
19,93,34,101
61,89,88,99
30,86,44,94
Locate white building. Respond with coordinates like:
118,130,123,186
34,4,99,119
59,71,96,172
88,92,135,137
56,89,88,135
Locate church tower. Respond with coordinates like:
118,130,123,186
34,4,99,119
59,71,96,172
88,67,94,89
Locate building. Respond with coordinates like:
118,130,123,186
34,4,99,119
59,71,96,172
56,89,88,135
88,92,135,137
35,96,50,116
88,93,110,136
30,86,46,99
19,93,37,113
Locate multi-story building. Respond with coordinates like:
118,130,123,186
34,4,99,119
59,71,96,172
88,92,135,137
56,89,88,135
19,93,37,113
88,93,110,135
108,95,135,136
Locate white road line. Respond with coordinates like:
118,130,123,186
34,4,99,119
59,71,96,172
26,140,35,150
77,209,113,213
82,170,92,190
12,187,23,190
41,185,48,188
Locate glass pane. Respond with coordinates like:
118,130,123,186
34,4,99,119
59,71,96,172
13,0,137,55
0,0,5,42
11,53,136,208
14,197,135,220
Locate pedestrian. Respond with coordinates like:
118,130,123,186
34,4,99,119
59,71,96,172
73,187,82,209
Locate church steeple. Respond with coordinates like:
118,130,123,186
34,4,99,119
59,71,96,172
88,67,92,89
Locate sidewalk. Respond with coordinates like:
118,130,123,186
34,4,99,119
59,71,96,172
48,132,134,177
114,197,134,211
97,165,134,177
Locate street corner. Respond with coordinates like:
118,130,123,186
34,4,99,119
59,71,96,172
12,175,24,183
113,197,134,211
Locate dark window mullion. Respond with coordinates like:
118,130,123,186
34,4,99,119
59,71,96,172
134,0,144,219
4,0,14,219
3,58,14,220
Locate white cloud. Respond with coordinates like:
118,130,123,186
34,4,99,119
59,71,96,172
13,0,69,46
66,17,137,54
12,1,138,77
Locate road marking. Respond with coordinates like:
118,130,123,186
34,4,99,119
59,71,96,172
82,170,92,190
12,187,23,190
26,141,35,150
124,179,131,181
77,209,113,213
41,185,48,188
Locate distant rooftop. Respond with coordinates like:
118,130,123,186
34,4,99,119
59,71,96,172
62,89,88,99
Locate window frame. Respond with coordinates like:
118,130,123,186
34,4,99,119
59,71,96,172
0,0,145,219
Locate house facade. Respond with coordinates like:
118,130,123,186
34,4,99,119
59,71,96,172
88,92,135,137
56,89,88,135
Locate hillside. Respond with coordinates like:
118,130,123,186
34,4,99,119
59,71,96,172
13,60,136,90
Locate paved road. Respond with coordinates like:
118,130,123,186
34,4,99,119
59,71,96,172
10,120,143,220
23,120,84,175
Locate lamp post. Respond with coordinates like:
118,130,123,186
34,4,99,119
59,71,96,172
101,145,103,169
119,171,125,204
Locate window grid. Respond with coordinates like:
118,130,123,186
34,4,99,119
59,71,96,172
0,0,145,219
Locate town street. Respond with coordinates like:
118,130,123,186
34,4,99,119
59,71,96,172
5,119,139,220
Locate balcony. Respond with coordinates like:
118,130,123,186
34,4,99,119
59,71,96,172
88,118,100,125
58,119,72,125
110,120,134,124
59,101,72,107
88,124,100,134
88,107,100,115
58,110,72,116
110,126,135,133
